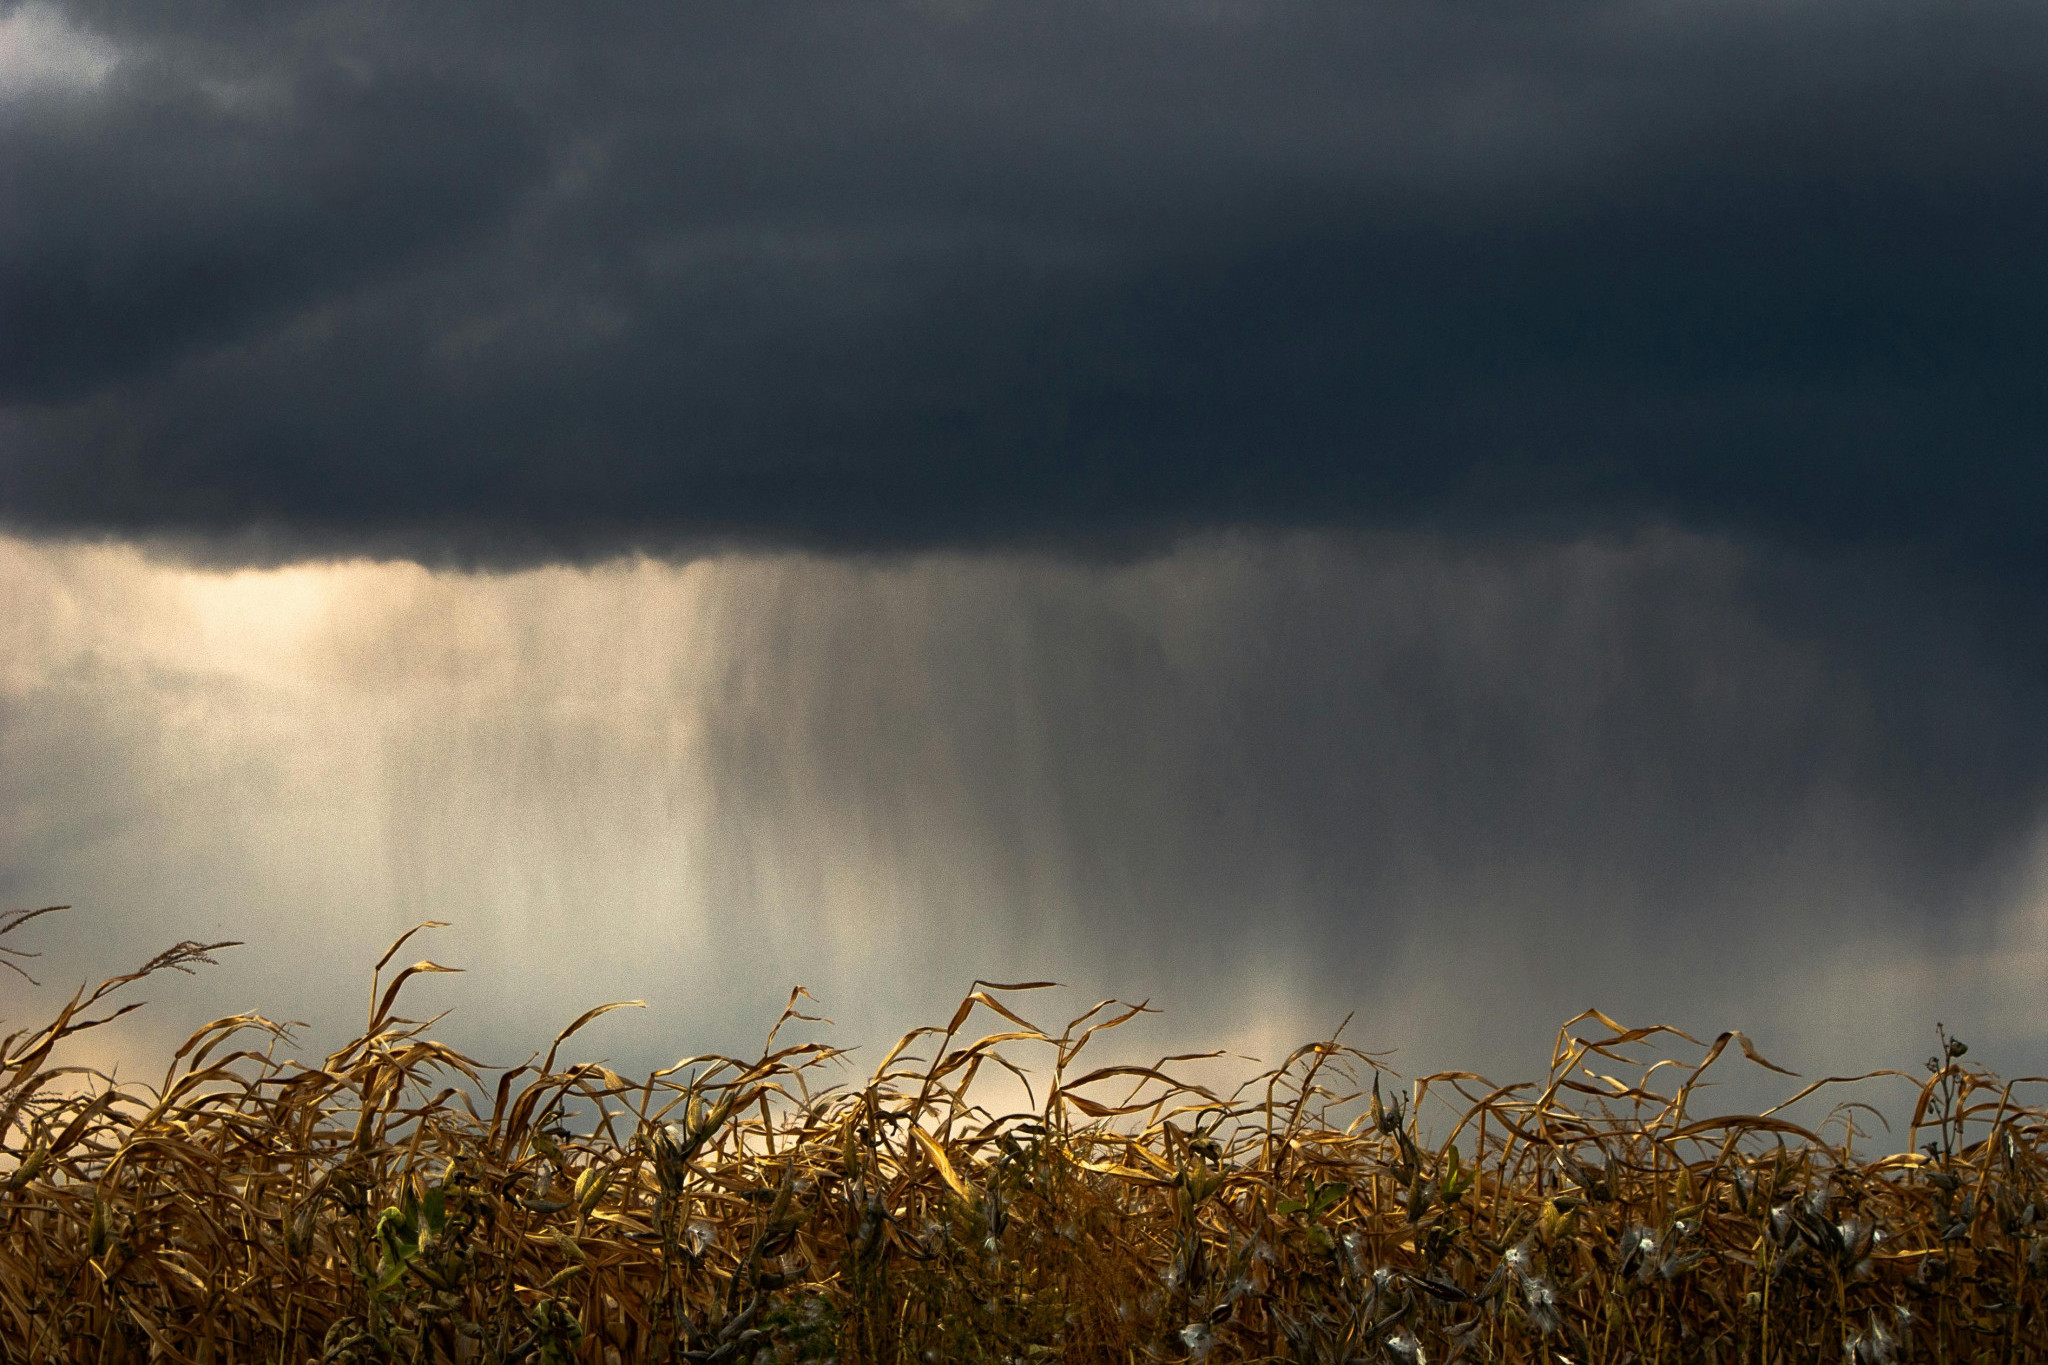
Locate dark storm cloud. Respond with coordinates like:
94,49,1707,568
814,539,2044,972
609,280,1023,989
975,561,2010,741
2,0,2043,574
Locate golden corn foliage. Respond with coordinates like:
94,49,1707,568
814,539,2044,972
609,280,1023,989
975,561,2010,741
2,907,2044,1364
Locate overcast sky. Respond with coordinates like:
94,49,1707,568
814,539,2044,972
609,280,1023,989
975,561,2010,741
3,1,2046,1114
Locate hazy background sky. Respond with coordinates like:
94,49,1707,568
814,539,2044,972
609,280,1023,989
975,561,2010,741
4,0,2047,1118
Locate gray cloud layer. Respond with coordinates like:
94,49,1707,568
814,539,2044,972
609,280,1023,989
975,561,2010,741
3,1,2044,582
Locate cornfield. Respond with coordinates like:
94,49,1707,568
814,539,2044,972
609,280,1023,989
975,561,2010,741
2,905,2043,1364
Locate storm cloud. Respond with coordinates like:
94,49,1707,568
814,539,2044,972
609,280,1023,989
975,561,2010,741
3,0,2044,576
5,3,2048,1107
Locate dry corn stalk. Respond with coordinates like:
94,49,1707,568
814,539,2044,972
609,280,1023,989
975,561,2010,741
1,907,2043,1364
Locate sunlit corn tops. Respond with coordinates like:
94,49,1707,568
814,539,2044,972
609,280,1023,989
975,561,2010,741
2,908,2046,1363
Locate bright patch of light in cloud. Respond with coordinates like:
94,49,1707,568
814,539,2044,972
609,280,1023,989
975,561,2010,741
0,3,119,102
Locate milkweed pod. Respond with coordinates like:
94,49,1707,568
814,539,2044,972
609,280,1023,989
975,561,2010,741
1521,1274,1562,1334
89,1189,111,1258
840,1113,861,1174
3,1143,48,1192
1502,1237,1533,1278
575,1165,612,1219
1341,1229,1368,1278
289,1201,318,1259
1384,1327,1427,1365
